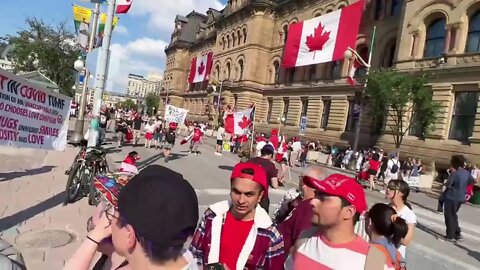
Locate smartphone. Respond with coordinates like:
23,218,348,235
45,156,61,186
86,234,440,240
206,263,225,270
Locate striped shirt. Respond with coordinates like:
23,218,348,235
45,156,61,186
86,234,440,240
289,234,369,270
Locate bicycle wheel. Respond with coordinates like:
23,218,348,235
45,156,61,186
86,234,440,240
88,166,100,206
65,163,83,204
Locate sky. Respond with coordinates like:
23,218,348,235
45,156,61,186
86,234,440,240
0,0,227,93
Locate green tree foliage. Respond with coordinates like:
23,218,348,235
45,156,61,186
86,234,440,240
366,69,440,149
145,93,160,115
3,18,81,96
116,99,138,111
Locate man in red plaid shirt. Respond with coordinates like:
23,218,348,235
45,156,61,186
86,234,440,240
189,162,284,269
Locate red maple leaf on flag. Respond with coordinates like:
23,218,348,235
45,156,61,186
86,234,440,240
198,61,205,75
238,115,252,130
305,22,331,58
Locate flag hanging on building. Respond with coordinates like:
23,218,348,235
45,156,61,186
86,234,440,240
282,0,364,68
188,52,213,84
225,105,255,135
73,5,92,50
94,13,119,48
117,0,133,14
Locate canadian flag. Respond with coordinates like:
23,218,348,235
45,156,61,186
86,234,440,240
225,107,254,135
116,0,132,14
282,0,364,68
188,52,213,84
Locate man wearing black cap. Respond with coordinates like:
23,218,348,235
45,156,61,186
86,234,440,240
65,165,199,270
249,144,278,213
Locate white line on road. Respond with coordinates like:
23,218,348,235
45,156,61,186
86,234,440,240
410,242,479,270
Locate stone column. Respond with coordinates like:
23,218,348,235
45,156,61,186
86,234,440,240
326,96,348,131
427,84,454,140
444,27,452,53
306,96,322,128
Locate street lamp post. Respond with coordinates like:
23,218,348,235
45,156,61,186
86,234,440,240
278,115,286,134
345,26,376,159
69,56,86,144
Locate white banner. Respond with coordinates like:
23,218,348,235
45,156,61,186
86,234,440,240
164,105,188,124
0,69,72,151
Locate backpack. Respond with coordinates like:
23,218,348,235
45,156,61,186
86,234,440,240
391,160,399,174
166,131,176,144
371,243,406,270
0,238,26,270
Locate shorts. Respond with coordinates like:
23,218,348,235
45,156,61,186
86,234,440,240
145,132,153,140
216,139,223,146
367,169,378,176
154,133,163,141
163,142,174,149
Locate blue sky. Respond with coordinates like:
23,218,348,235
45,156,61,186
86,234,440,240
0,0,226,93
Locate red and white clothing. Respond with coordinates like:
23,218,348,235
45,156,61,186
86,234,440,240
144,123,156,140
192,128,203,142
120,156,138,174
286,232,369,270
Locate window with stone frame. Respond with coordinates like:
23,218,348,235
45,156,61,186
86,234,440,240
321,99,331,129
466,11,480,53
238,59,244,81
449,91,479,142
374,0,384,20
267,98,273,123
273,61,280,83
424,18,446,58
300,98,308,123
283,98,289,121
390,0,402,17
345,99,360,132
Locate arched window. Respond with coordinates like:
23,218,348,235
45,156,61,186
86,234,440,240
238,59,244,81
237,30,241,45
355,46,369,76
391,0,402,17
215,65,220,80
374,0,384,20
227,35,231,49
232,33,236,47
466,12,480,53
382,40,396,68
273,61,280,83
226,62,231,80
222,37,226,50
424,18,446,58
283,25,289,44
243,28,247,43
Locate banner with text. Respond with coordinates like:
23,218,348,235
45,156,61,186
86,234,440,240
164,105,188,124
0,69,72,151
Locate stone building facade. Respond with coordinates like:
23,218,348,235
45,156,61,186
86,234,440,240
161,0,480,165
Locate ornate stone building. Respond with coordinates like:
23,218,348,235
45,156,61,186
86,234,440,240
161,0,480,165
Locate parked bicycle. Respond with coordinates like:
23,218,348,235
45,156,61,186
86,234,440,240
64,140,109,206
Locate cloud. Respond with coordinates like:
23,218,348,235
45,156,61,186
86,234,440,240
131,0,225,33
114,25,128,35
106,38,167,92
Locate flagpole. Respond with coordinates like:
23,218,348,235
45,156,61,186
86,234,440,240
70,3,101,144
249,104,256,157
352,26,377,161
88,0,116,147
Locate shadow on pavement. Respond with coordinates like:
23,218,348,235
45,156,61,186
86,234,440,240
455,243,480,262
416,223,444,239
218,165,234,171
0,191,66,232
168,153,188,162
409,200,439,214
0,166,56,183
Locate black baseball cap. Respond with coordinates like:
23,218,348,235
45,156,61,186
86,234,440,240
261,144,275,155
117,165,199,248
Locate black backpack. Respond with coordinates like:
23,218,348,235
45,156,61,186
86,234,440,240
391,160,399,174
165,131,175,143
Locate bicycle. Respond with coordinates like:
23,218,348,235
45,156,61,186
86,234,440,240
64,141,109,206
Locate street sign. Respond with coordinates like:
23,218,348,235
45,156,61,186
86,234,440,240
300,116,307,134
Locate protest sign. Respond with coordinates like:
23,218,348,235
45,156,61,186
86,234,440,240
0,69,72,151
164,105,188,124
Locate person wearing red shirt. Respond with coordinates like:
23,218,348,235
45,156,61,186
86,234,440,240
189,162,285,269
367,153,382,191
191,126,203,156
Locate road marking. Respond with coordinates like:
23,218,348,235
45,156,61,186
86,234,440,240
410,242,479,270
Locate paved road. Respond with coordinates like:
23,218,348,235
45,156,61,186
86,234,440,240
1,123,479,269
106,134,480,270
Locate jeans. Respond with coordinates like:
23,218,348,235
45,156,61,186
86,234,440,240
98,128,106,146
444,199,462,239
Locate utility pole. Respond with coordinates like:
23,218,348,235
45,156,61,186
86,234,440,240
88,0,116,147
70,3,100,144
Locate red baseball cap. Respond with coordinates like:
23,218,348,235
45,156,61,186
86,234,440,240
231,162,268,198
303,173,367,213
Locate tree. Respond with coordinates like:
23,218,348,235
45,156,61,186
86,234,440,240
145,93,160,116
3,18,82,96
116,99,138,111
366,69,439,150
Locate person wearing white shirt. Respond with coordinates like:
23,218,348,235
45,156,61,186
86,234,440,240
383,153,400,193
143,119,156,149
215,124,225,155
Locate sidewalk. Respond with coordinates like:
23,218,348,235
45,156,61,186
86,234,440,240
0,144,94,269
